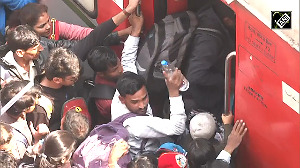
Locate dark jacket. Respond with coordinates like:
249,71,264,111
184,7,234,121
37,19,119,71
38,37,77,70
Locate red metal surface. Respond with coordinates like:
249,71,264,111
96,0,130,31
95,0,187,33
229,1,300,168
166,0,188,16
95,0,129,58
94,0,188,57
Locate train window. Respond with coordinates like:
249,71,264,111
73,0,98,19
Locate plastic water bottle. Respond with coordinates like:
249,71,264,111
161,60,189,92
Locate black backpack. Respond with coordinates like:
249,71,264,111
86,82,116,126
136,11,198,93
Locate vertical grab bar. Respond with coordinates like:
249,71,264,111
224,51,236,115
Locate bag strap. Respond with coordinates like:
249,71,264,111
175,11,198,67
12,128,30,148
50,18,58,40
196,27,224,42
146,23,162,81
112,112,138,124
0,57,23,80
195,27,228,57
89,84,116,100
140,138,149,153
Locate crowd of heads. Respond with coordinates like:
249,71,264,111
0,0,246,168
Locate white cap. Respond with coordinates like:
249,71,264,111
189,112,217,140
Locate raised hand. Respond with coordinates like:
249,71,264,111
129,12,144,37
222,111,234,125
126,0,141,14
108,139,130,167
29,122,50,142
224,120,247,154
163,68,184,97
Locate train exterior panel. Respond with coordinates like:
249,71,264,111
225,0,299,167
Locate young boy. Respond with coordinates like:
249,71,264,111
87,46,123,125
0,25,43,86
38,47,81,131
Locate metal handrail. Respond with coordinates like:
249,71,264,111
224,51,236,115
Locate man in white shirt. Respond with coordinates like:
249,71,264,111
111,13,187,156
0,25,43,86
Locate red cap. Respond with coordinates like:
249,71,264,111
61,97,91,123
158,152,188,168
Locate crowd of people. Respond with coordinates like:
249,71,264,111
0,0,246,167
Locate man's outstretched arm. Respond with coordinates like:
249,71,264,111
121,13,143,74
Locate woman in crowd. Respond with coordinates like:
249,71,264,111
35,130,76,168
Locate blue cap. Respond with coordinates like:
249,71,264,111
158,142,187,155
161,60,168,66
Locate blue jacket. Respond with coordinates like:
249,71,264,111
0,0,37,35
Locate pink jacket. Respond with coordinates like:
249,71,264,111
50,19,93,40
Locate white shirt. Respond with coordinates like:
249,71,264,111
111,35,187,155
123,96,186,137
111,90,153,120
216,150,232,163
0,51,37,83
